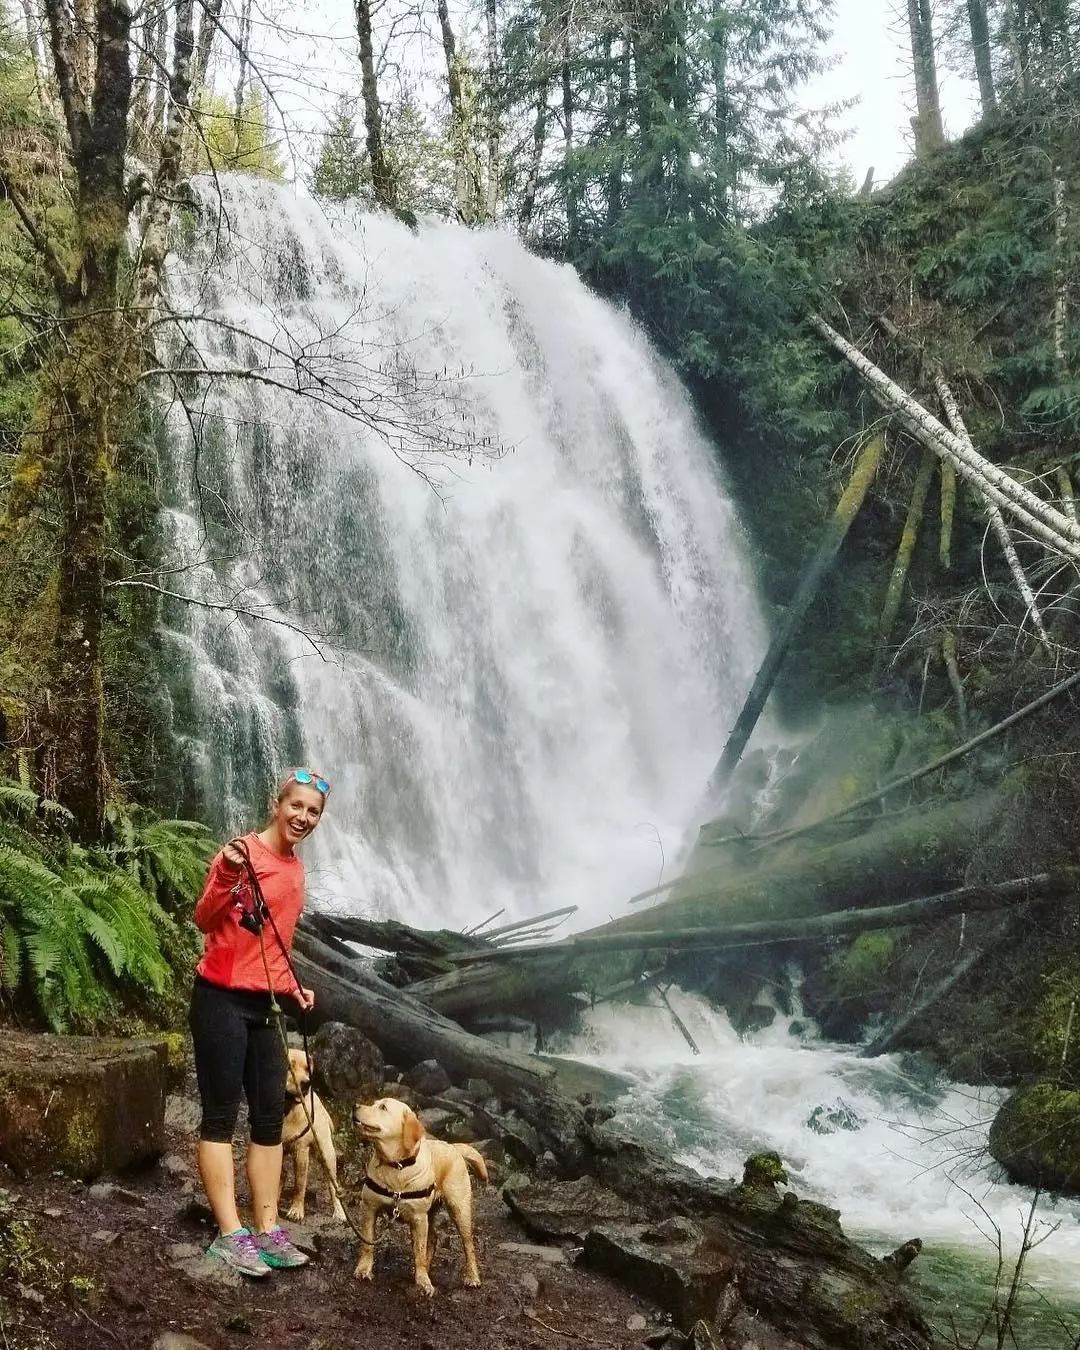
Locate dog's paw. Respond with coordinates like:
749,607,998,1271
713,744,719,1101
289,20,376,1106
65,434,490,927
415,1273,435,1297
354,1263,374,1282
463,1274,482,1288
285,1203,305,1223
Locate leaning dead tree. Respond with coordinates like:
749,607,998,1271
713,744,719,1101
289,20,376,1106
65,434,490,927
807,316,1080,562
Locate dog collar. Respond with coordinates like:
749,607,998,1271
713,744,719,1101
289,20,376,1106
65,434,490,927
388,1152,419,1170
363,1176,435,1202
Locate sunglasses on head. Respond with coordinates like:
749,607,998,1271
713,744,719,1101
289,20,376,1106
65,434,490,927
287,768,331,796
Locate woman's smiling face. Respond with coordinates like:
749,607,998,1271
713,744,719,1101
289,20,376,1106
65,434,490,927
273,783,325,844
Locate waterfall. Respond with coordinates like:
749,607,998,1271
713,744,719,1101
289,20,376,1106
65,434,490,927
158,177,767,927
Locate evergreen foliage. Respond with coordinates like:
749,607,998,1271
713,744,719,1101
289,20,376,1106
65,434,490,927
0,782,212,1030
312,96,367,201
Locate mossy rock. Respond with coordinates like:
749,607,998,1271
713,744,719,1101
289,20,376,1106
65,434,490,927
0,1031,167,1179
988,1083,1080,1192
741,1151,788,1189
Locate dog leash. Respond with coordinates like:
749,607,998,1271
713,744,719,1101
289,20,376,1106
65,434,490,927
227,837,381,1249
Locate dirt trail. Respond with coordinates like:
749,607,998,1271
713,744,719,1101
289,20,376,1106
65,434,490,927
0,1103,666,1350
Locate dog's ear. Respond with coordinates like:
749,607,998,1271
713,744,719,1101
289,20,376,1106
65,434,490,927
401,1106,424,1155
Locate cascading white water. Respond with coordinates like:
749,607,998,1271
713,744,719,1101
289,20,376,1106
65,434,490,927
159,179,1080,1340
551,989,1080,1343
159,176,767,927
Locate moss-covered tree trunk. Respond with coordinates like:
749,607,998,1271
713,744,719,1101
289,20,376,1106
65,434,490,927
35,0,136,838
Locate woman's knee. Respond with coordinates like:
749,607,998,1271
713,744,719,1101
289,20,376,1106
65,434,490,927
248,1110,285,1147
199,1099,242,1143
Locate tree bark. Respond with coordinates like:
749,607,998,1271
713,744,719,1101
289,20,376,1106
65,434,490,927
711,432,884,788
906,0,944,154
483,0,499,219
604,32,628,228
291,931,557,1097
562,44,578,247
941,629,968,736
710,0,730,219
445,872,1073,966
966,0,997,116
1052,169,1069,376
35,0,137,837
1056,465,1078,524
935,375,1051,651
355,0,394,210
877,443,936,654
808,316,1080,557
939,462,956,568
518,76,548,233
134,0,199,328
437,0,475,223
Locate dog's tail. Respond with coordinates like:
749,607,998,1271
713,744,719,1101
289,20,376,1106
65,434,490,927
454,1143,489,1184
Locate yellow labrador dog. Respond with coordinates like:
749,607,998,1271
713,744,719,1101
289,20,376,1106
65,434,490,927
353,1096,487,1295
281,1049,347,1223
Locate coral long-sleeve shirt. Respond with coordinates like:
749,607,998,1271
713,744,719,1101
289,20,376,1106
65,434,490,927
194,832,306,998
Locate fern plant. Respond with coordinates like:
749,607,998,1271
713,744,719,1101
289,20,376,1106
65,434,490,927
0,781,214,1030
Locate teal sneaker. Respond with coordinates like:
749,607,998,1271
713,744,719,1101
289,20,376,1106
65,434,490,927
252,1225,310,1269
207,1227,270,1278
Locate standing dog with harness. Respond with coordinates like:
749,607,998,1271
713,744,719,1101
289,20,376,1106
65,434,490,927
188,768,330,1278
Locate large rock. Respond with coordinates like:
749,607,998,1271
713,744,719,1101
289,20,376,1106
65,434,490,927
989,1083,1080,1191
583,1218,736,1330
310,1021,384,1102
0,1032,167,1179
405,1058,451,1097
503,1176,636,1243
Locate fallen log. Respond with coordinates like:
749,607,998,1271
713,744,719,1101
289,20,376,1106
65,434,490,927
809,315,1080,554
444,871,1075,965
290,930,557,1101
303,909,500,986
398,796,995,1020
405,950,589,1022
598,792,996,938
936,375,1052,652
711,431,884,788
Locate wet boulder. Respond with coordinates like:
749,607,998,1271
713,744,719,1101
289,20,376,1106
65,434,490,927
405,1058,451,1097
805,1099,866,1135
989,1083,1080,1192
583,1217,737,1330
310,1021,384,1102
503,1175,636,1243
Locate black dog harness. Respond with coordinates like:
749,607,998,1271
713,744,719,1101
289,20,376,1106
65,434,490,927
362,1175,436,1203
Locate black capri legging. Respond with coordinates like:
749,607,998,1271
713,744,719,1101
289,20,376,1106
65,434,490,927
189,976,298,1146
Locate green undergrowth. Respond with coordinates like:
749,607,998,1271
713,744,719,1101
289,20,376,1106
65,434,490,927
0,778,212,1031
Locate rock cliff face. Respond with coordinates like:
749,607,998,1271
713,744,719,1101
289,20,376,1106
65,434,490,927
989,1084,1080,1193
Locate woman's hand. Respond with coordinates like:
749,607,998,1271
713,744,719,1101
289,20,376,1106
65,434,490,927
299,987,316,1011
221,841,246,870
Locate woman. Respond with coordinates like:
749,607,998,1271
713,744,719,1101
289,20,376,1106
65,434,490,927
189,767,329,1278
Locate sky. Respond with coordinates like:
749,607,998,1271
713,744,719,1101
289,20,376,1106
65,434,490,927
814,0,978,187
248,0,980,190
